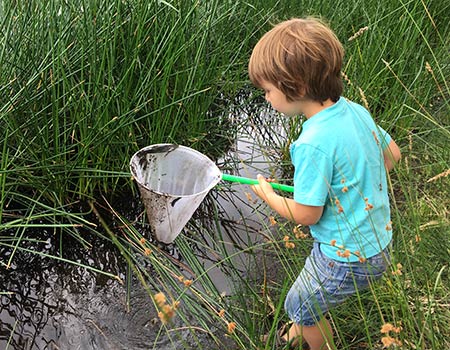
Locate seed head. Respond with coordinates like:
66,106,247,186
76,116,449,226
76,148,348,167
348,26,369,41
227,322,236,334
183,279,193,288
154,292,166,308
269,216,277,226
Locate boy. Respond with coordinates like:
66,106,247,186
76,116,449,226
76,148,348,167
248,18,401,350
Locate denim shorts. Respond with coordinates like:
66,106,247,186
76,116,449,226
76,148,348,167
285,242,391,326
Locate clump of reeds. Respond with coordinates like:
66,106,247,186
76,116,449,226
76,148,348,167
1,0,449,349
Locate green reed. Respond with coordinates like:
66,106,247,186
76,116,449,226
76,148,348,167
0,0,266,202
127,1,449,348
1,0,449,349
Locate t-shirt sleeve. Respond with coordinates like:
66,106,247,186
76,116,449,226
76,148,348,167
376,125,392,151
291,143,333,206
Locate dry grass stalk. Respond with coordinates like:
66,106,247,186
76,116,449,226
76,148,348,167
341,71,353,86
348,26,369,41
358,87,370,110
427,169,450,182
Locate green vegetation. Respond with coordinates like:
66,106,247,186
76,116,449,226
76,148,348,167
1,0,449,349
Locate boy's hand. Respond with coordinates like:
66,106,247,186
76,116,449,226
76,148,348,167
251,174,275,203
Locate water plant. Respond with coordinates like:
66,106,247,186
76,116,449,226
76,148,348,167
1,0,449,349
0,0,265,203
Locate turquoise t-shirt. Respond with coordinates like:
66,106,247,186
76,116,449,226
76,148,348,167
290,97,392,262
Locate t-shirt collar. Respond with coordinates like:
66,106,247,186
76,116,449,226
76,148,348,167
302,96,345,128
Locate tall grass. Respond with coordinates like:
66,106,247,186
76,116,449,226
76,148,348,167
0,0,267,202
1,0,449,349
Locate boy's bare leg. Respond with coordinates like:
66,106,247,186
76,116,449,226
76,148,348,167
283,317,333,350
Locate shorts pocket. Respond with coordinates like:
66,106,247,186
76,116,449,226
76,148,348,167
334,267,385,296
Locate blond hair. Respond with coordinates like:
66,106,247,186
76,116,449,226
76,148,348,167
248,17,344,103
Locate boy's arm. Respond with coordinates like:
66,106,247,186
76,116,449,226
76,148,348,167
251,174,323,225
383,139,401,171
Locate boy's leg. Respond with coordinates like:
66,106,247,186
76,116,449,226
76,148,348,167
283,317,333,350
302,318,333,350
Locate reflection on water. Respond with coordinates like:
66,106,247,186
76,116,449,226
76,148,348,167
1,191,268,349
1,106,294,349
1,197,239,350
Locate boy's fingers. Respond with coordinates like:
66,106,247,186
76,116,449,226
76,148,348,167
257,174,276,183
251,175,264,197
257,174,267,184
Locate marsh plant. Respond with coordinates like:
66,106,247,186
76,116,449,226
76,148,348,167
0,0,264,202
1,0,449,349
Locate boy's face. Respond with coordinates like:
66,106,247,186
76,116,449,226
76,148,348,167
260,81,303,116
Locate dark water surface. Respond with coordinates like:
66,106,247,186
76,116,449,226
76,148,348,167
1,185,266,350
1,107,291,350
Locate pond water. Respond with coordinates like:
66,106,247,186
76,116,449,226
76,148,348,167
0,106,294,350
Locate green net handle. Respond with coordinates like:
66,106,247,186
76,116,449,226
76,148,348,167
221,173,294,193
